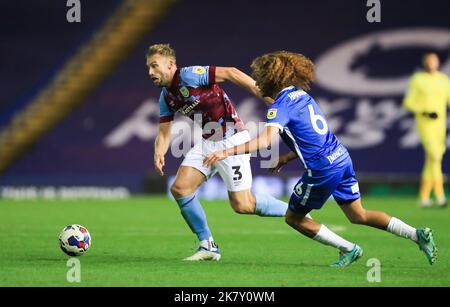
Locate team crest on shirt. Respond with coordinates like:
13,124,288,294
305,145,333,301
180,86,189,98
193,66,206,74
267,108,277,119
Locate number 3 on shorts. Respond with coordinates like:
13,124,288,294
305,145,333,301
232,166,242,181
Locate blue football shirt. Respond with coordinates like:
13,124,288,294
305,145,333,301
265,86,349,171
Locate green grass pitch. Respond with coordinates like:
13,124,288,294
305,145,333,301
0,195,448,286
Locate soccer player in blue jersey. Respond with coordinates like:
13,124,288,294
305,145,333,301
204,51,438,267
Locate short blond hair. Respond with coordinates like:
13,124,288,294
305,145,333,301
146,43,176,60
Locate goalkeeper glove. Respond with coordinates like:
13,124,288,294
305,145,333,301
422,112,438,119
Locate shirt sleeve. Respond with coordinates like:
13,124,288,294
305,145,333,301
159,90,174,123
264,103,290,131
179,66,216,87
403,74,423,114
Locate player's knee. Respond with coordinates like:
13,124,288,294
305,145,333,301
285,215,311,236
170,183,190,199
285,215,295,227
285,214,302,228
426,152,443,163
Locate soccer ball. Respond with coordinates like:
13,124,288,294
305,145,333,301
59,224,91,256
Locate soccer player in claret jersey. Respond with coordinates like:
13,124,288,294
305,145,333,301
204,51,438,267
148,44,337,261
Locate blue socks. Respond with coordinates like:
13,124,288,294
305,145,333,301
175,192,286,243
254,193,288,217
176,193,212,241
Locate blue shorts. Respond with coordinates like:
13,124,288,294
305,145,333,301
288,157,361,215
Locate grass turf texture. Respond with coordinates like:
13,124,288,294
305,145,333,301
0,196,448,286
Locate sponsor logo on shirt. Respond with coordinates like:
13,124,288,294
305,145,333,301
179,100,200,115
326,146,345,164
267,108,277,119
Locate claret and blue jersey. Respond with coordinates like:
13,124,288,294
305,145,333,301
265,86,361,213
159,66,244,139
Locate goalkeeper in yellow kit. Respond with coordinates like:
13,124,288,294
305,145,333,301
403,52,450,208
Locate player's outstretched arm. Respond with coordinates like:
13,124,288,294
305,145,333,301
154,121,172,176
269,152,297,174
215,67,274,104
203,125,279,166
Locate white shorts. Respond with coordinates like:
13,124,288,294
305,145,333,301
181,131,253,192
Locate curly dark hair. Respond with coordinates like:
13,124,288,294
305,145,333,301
250,51,315,98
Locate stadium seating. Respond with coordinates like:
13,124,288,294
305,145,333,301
0,0,175,174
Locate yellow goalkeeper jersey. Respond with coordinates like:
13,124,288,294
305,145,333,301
403,71,450,155
403,71,450,117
